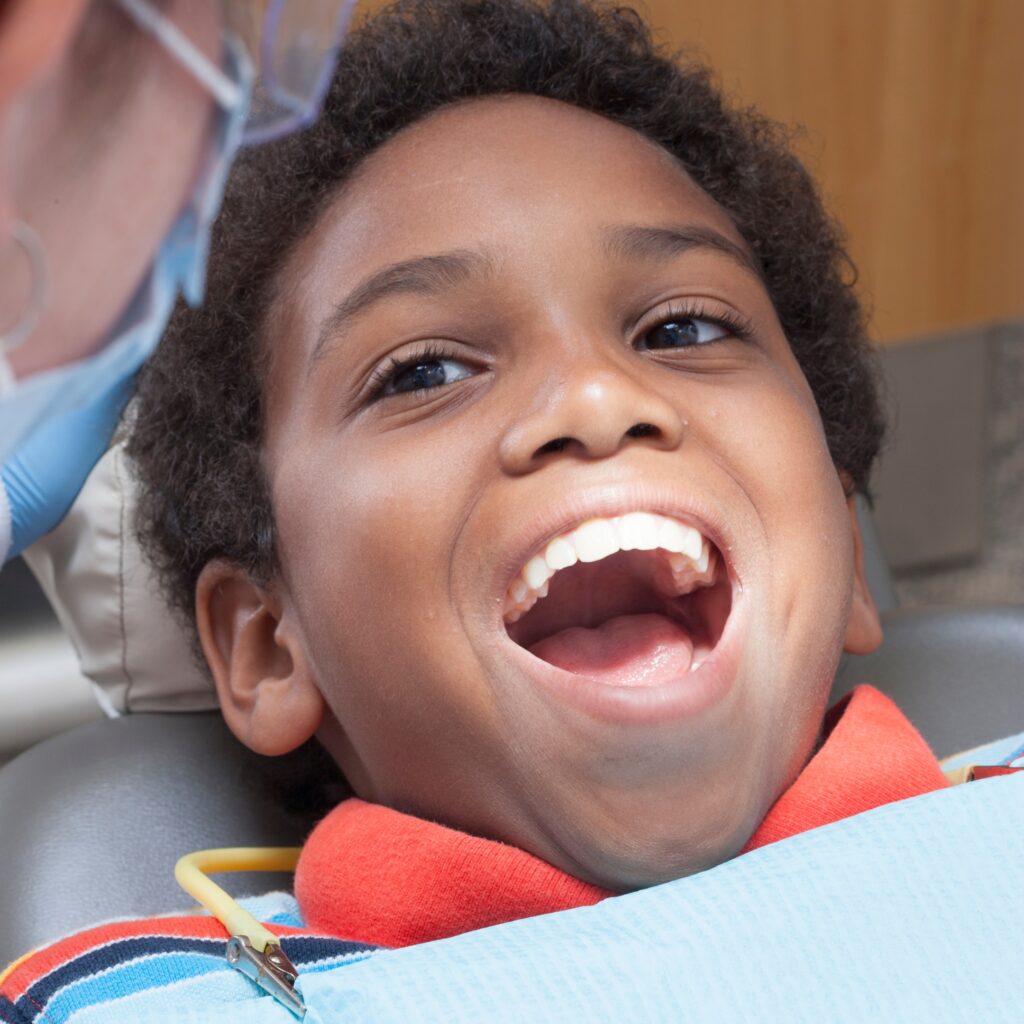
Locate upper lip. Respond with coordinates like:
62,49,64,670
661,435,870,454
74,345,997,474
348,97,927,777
493,480,739,616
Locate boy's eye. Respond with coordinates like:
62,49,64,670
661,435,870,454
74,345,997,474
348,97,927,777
381,355,473,396
637,316,731,351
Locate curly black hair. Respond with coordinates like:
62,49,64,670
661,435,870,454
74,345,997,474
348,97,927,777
128,0,885,639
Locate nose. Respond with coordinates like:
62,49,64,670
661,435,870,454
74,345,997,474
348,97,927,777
498,360,685,475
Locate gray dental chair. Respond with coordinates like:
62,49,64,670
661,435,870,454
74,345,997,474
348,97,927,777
1,500,1022,967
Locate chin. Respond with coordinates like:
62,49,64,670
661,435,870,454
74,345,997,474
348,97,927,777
536,775,768,892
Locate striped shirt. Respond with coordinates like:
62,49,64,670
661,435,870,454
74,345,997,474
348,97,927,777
0,894,377,1023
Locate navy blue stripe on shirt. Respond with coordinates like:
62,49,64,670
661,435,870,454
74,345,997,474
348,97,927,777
0,993,30,1024
20,935,223,1011
279,935,378,962
13,933,378,1023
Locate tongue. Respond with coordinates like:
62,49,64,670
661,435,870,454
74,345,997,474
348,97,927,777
528,613,694,686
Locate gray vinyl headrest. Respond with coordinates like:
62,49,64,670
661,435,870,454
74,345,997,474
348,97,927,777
0,714,345,967
832,605,1024,756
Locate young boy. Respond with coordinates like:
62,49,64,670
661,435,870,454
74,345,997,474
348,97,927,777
2,0,962,1016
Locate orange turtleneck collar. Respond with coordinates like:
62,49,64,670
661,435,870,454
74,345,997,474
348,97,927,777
294,685,949,949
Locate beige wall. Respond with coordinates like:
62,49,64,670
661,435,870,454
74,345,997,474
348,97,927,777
355,0,1023,343
641,0,1024,344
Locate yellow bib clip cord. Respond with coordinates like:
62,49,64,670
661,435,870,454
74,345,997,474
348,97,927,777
175,848,305,1018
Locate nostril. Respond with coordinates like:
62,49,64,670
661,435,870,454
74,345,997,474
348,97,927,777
537,437,570,456
626,422,657,439
536,437,572,457
534,424,658,459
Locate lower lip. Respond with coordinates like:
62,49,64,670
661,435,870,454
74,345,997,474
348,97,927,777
503,592,745,727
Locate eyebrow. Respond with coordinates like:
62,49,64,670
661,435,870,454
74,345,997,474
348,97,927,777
602,223,764,281
309,249,495,375
307,223,762,376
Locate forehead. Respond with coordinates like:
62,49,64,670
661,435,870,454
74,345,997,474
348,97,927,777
333,93,737,231
278,94,750,348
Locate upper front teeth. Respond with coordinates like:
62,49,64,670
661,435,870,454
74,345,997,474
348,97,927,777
504,512,714,623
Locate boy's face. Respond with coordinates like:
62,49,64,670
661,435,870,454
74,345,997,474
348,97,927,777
203,96,880,890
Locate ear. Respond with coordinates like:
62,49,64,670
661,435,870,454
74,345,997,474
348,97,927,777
195,559,325,755
842,491,884,656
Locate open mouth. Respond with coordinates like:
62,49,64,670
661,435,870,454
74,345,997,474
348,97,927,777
503,513,733,690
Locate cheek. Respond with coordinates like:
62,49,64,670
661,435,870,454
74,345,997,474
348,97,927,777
709,372,853,662
269,425,497,788
275,429,454,612
703,369,843,528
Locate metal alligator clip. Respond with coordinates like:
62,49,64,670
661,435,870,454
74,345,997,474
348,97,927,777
226,935,307,1018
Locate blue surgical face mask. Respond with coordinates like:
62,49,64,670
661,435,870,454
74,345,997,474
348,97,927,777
0,39,252,463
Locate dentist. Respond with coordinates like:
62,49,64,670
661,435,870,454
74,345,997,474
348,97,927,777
0,0,356,564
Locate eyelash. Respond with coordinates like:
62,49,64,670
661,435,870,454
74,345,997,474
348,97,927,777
649,300,754,345
367,343,454,399
367,301,753,400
